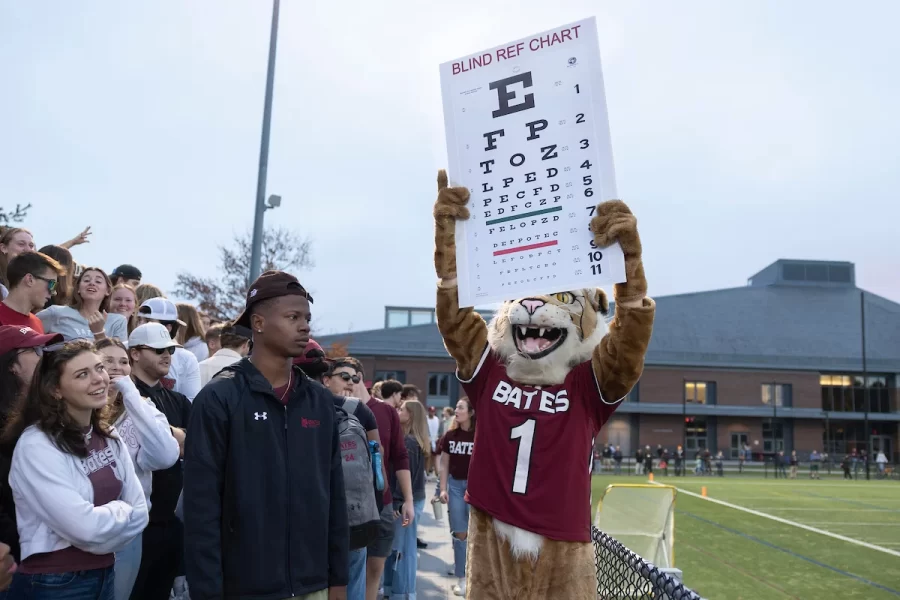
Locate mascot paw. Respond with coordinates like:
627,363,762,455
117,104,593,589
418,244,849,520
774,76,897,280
434,169,471,221
589,199,642,259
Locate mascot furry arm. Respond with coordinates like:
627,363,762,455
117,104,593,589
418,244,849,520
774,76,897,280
433,169,654,392
433,169,655,600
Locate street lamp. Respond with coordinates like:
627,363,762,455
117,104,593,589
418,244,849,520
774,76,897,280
248,0,281,284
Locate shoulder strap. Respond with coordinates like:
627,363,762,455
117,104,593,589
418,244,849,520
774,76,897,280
341,396,360,416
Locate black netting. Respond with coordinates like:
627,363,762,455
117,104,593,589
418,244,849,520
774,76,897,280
593,526,703,600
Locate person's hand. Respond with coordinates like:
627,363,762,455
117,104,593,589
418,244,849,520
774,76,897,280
351,379,369,401
401,499,414,527
69,226,92,246
87,310,107,334
328,586,347,600
0,542,16,590
439,490,449,504
170,427,186,457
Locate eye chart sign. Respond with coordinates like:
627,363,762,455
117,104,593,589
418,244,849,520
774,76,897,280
439,17,626,307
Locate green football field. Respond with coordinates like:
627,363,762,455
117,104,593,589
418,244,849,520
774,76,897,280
591,475,900,599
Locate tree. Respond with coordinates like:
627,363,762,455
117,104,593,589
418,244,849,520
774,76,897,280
324,340,351,358
175,226,313,321
0,203,31,226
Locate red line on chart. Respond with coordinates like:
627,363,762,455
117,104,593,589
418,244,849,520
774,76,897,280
493,240,558,256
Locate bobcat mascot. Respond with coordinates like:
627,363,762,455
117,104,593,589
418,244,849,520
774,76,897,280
432,170,655,599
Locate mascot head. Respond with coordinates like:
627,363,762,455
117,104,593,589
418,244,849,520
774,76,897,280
487,288,610,385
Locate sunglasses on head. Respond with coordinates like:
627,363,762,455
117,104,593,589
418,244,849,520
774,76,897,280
336,372,360,384
138,346,176,356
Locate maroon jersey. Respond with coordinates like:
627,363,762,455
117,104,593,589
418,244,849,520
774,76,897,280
460,346,624,542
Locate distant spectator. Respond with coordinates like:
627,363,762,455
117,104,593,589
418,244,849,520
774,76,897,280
96,337,181,600
175,303,208,362
38,245,75,307
0,252,64,332
0,228,35,298
401,384,420,402
370,381,384,400
109,283,138,320
204,323,224,356
37,266,128,342
197,324,251,387
110,264,142,288
809,450,821,479
0,326,63,563
127,324,192,600
136,298,201,401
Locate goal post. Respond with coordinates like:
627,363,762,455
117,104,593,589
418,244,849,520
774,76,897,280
594,483,676,569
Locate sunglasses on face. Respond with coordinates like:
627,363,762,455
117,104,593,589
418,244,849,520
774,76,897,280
335,372,360,384
138,346,176,356
32,275,57,293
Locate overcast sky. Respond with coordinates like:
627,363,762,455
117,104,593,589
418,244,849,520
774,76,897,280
2,1,898,335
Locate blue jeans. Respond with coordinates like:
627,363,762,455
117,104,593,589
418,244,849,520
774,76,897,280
113,534,141,600
7,566,114,600
447,477,469,579
386,498,425,600
346,547,367,600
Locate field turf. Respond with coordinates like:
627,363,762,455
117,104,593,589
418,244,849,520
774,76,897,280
591,475,900,599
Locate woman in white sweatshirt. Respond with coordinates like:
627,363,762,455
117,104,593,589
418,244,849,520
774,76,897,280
96,338,180,600
2,340,148,599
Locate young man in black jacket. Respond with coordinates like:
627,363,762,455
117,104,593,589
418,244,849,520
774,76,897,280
183,271,349,600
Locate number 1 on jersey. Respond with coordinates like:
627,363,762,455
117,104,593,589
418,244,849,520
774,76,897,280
510,419,536,495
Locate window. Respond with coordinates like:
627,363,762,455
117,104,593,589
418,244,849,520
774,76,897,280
427,373,453,407
821,374,893,413
761,383,792,407
410,310,434,325
685,381,715,404
684,417,707,452
762,419,784,453
374,370,405,383
387,310,408,328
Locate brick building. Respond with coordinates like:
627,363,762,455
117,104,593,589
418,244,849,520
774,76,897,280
317,259,900,461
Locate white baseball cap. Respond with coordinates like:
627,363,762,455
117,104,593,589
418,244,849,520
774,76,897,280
138,297,187,326
129,322,182,350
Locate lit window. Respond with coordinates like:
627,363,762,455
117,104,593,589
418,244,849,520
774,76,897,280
685,382,707,404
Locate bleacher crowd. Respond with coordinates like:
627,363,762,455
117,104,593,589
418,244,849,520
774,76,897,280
0,226,476,600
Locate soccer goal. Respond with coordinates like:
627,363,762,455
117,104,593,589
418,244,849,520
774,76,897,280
594,483,676,568
592,484,700,598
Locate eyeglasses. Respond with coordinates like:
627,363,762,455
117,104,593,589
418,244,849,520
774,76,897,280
336,372,360,384
137,346,176,356
32,275,57,293
16,347,42,358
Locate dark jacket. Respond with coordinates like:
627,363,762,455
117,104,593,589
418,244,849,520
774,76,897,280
133,376,192,523
183,358,349,600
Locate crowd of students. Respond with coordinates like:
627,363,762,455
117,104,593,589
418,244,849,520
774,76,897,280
0,228,477,600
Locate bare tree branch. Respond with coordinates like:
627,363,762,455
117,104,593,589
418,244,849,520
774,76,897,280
175,226,313,321
0,204,31,226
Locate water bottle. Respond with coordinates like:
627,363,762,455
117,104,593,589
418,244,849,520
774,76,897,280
369,440,385,491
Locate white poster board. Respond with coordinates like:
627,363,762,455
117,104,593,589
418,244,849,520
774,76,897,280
439,17,626,307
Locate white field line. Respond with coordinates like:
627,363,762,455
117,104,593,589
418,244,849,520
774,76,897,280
744,507,897,512
653,481,900,559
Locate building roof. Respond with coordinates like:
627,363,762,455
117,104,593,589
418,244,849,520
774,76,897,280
316,260,900,373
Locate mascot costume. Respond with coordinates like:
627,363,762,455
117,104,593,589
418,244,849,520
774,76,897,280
432,170,655,599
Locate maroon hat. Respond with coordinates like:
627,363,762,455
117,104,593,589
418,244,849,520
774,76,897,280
292,339,325,365
0,325,63,356
233,270,313,329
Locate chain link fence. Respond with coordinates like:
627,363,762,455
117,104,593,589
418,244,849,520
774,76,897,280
593,526,703,599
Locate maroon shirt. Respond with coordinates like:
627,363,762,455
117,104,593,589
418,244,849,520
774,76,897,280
460,348,621,542
367,397,409,506
440,427,475,481
22,433,123,574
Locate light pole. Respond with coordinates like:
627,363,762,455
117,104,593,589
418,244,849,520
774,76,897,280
249,0,281,284
860,290,869,480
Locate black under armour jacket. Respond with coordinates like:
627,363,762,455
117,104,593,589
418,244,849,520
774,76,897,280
183,358,349,600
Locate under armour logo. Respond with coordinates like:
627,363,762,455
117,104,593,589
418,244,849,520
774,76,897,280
254,412,267,421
